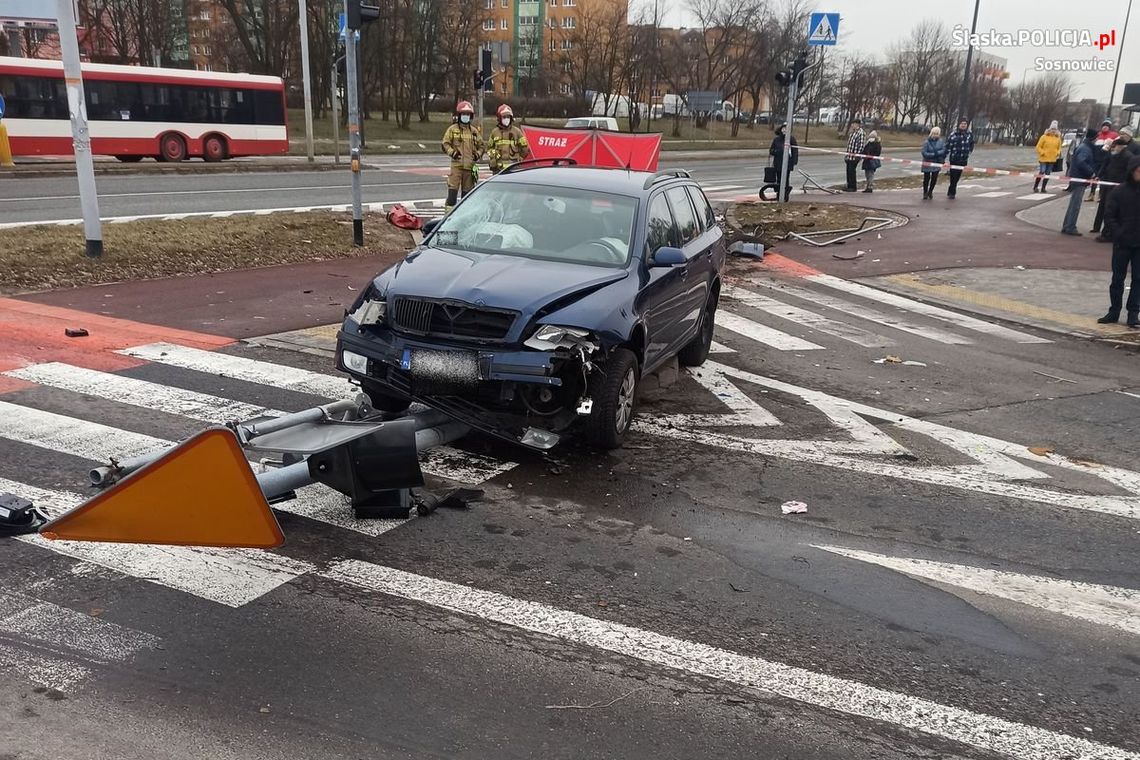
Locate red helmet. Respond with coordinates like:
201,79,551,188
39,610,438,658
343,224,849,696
497,104,514,119
456,101,475,115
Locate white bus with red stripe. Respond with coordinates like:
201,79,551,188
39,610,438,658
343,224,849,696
0,57,287,162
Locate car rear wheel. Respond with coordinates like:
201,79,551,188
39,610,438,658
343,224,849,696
361,382,412,414
678,297,716,367
585,347,639,450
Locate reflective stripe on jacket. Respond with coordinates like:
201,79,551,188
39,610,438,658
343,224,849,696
488,125,530,167
441,123,485,169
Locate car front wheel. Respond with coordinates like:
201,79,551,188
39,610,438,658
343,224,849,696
585,347,639,450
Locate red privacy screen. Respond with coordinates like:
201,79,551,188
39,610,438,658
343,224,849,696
521,127,662,171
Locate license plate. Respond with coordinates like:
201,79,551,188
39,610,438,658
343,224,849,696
403,348,480,389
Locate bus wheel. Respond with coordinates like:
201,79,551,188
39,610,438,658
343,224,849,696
203,135,228,162
115,155,143,163
159,133,187,162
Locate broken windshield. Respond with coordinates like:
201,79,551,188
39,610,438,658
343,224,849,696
430,182,639,268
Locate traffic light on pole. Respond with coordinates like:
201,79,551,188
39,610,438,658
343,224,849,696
347,0,380,30
474,69,485,90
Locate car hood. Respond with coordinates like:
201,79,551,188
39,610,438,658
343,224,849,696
379,246,629,314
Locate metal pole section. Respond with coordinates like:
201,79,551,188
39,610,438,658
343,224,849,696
298,0,315,162
55,0,102,257
476,48,485,139
344,0,364,246
331,60,341,164
256,419,470,501
1106,0,1133,121
956,0,981,121
778,77,797,205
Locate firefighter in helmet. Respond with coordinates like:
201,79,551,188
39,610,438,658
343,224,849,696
440,100,485,214
487,104,530,174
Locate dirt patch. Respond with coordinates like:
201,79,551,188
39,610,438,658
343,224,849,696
726,201,906,248
0,212,415,294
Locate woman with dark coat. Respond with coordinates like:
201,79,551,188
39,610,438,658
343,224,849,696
920,127,947,199
861,130,882,192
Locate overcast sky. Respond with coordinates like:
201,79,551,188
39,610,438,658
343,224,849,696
660,0,1137,106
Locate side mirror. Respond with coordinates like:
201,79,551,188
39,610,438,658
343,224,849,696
422,218,443,236
651,246,686,268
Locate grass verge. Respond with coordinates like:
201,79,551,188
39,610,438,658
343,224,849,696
0,212,414,294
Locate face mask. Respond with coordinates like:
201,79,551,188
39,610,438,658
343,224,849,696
502,117,511,127
459,114,472,125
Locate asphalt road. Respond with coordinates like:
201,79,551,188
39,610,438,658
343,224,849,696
0,146,1034,225
1,259,1138,759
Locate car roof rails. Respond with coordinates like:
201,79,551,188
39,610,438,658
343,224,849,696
499,158,578,174
642,169,692,190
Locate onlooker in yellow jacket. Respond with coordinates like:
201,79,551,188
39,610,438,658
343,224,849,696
1034,120,1063,193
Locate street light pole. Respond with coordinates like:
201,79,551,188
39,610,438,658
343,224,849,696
344,1,364,246
957,0,981,120
1106,0,1133,121
298,0,315,162
55,0,102,258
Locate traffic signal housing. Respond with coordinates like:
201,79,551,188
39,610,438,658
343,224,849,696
347,0,380,29
775,50,811,89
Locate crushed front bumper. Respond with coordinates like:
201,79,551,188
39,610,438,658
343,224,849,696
336,320,570,449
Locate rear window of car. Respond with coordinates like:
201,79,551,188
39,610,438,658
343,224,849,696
665,186,699,244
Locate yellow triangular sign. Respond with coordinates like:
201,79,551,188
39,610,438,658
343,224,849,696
41,428,284,549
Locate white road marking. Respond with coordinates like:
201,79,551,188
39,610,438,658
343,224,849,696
725,285,895,348
321,558,1139,760
0,401,170,462
6,363,276,425
708,341,735,354
420,446,516,484
0,594,159,662
716,311,825,351
639,363,1140,519
119,342,353,399
1016,193,1052,201
0,643,90,692
0,475,316,607
750,279,974,345
975,191,1012,198
10,180,438,204
816,546,1140,636
806,274,1052,344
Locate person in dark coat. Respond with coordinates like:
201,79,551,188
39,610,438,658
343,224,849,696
920,127,947,199
1062,129,1099,235
861,130,882,192
768,123,799,202
944,119,975,198
1092,126,1139,240
1099,155,1140,326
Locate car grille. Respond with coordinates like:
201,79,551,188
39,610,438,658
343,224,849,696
391,297,517,342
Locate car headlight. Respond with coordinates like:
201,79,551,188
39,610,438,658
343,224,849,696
524,324,594,351
347,294,387,326
341,350,369,374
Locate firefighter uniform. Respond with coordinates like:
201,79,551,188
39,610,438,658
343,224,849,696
441,103,485,212
489,130,530,174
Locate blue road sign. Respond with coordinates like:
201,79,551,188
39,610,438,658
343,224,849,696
338,12,347,40
0,93,5,120
807,12,839,46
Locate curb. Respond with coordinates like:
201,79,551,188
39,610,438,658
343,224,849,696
857,276,1133,345
0,199,446,231
0,160,368,180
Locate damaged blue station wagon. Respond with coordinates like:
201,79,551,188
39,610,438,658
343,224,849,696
336,163,726,450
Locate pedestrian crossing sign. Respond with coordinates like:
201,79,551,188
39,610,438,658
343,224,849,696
808,12,839,46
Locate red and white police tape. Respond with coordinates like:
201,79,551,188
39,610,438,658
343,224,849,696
790,143,1122,188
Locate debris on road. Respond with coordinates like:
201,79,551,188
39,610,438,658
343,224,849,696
1028,446,1055,457
414,487,485,516
64,327,89,337
781,500,808,515
1033,370,1077,384
728,240,765,259
832,249,866,261
902,360,928,367
729,583,751,593
874,356,903,364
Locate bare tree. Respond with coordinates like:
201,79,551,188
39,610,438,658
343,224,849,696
886,20,952,129
78,0,185,66
437,0,485,107
215,0,299,75
555,0,632,115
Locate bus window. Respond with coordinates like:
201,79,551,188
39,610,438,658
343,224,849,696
253,90,284,125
